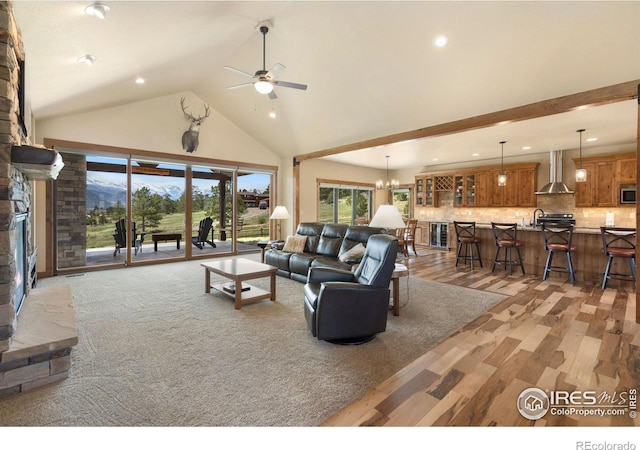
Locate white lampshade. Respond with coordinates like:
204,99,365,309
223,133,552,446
270,206,290,220
255,80,274,94
369,205,406,229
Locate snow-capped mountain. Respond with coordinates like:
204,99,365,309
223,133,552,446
86,172,186,209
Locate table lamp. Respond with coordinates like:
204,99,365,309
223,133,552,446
270,206,291,240
369,205,406,231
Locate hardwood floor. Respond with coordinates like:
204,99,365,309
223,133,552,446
323,247,640,427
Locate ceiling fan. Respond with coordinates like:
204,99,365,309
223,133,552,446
225,23,308,99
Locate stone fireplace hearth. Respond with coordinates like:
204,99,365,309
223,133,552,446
0,1,77,397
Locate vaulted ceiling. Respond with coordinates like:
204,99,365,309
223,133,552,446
12,1,640,170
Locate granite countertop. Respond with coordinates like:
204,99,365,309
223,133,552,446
473,222,604,234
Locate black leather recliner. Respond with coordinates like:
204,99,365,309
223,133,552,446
303,234,399,344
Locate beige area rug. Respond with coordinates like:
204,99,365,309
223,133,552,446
0,254,506,426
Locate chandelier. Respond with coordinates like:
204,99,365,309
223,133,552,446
376,155,399,190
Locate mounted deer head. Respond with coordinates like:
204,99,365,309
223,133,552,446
180,97,210,153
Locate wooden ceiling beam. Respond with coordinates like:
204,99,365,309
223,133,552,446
294,79,640,163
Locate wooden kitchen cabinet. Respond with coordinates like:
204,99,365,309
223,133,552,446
574,161,614,207
474,172,490,206
572,152,635,207
594,160,616,206
517,167,537,207
488,168,519,206
415,162,538,208
574,162,595,207
454,174,476,206
617,157,637,184
415,176,436,207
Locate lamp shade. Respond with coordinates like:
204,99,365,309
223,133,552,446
270,206,291,220
369,205,406,229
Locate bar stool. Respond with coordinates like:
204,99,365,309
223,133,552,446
454,221,482,270
542,223,576,285
600,227,636,289
491,222,525,275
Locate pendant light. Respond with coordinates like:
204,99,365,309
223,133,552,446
497,141,507,186
376,155,399,190
575,129,587,183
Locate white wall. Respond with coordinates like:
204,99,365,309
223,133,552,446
35,92,279,165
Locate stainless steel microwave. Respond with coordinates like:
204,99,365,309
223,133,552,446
620,188,636,204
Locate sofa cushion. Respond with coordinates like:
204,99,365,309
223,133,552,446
264,249,293,271
289,252,318,277
282,235,307,253
338,225,385,256
295,223,325,253
316,223,348,256
311,256,351,272
338,242,365,263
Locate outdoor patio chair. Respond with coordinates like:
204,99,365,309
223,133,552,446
192,217,216,249
112,218,145,256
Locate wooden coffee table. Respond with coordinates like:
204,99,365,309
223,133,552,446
201,258,277,310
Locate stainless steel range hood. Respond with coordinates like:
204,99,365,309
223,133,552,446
535,150,574,195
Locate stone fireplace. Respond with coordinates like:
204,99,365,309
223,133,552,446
0,1,77,398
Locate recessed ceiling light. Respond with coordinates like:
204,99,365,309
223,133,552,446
522,146,531,150
77,55,96,65
135,77,145,84
587,137,598,142
269,111,276,119
434,35,448,48
85,3,110,19
432,158,439,162
472,153,480,157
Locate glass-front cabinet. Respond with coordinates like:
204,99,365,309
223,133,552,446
465,174,476,206
415,175,436,207
454,173,476,206
424,177,434,206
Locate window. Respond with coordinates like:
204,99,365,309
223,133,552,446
318,182,373,224
52,144,275,271
391,188,411,219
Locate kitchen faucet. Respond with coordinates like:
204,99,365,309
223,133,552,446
532,208,544,229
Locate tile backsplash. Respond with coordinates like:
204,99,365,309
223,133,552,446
415,192,635,228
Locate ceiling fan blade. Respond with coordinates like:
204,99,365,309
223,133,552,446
273,80,308,90
269,63,286,76
224,66,255,79
268,90,278,100
227,82,254,90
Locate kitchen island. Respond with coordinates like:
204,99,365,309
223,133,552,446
465,224,634,286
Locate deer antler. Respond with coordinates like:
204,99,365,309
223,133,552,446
180,97,210,122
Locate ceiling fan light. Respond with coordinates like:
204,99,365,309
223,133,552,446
255,81,273,94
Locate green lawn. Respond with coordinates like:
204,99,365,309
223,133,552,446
87,210,271,249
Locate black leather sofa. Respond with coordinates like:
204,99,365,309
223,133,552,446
264,222,385,282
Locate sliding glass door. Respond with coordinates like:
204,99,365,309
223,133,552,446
53,147,275,273
130,160,186,261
